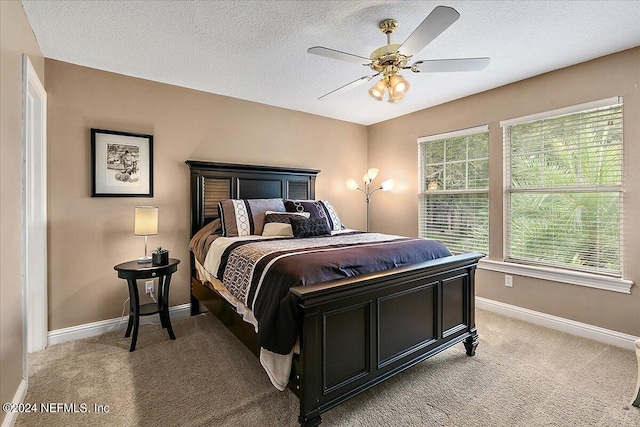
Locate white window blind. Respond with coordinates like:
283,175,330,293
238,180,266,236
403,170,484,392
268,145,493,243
503,100,623,276
418,126,489,253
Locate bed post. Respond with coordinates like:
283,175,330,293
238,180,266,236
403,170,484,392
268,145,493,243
463,264,479,356
632,338,640,407
188,166,204,316
190,281,201,316
297,306,323,427
463,329,479,356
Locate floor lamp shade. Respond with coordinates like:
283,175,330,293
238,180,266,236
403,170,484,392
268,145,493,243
134,206,158,236
345,168,393,232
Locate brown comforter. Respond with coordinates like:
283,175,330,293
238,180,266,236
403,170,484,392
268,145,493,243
189,219,222,264
213,232,452,354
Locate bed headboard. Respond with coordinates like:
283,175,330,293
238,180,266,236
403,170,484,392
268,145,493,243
186,160,320,237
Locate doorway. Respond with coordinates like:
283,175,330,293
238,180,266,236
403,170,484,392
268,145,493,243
22,55,47,359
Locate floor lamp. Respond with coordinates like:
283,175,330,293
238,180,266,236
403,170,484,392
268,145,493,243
346,168,393,232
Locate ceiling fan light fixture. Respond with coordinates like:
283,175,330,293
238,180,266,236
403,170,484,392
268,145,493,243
368,78,386,101
388,92,404,103
309,7,489,104
368,88,384,101
389,74,409,96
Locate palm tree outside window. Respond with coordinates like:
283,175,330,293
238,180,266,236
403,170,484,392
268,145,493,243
502,98,623,276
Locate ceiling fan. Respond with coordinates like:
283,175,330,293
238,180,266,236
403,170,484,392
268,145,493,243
308,6,490,103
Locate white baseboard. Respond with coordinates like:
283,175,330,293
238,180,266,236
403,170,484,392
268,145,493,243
1,379,27,427
44,298,638,351
47,303,191,346
476,296,639,351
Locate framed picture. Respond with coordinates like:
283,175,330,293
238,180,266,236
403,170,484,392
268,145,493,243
91,128,153,197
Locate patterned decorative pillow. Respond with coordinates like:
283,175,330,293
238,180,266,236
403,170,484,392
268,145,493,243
218,199,285,237
319,200,344,230
289,217,331,238
262,211,310,237
284,199,343,231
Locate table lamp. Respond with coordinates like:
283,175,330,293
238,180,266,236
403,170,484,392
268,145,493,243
134,206,158,263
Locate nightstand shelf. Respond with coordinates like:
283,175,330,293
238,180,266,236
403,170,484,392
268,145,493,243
114,258,180,352
138,303,163,316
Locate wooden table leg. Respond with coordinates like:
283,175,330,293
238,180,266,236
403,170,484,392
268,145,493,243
124,315,133,338
161,273,176,340
158,275,168,329
127,278,140,352
124,280,136,338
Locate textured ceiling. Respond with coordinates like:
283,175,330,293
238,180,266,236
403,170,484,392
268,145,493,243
22,1,640,125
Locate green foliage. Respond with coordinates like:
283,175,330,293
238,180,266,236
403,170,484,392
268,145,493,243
420,194,489,253
508,106,622,274
421,134,490,192
420,132,490,253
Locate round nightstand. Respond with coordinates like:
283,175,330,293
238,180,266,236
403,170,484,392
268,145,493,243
114,258,180,352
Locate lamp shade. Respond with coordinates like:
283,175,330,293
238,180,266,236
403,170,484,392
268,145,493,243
389,74,409,96
368,79,386,101
346,178,359,190
134,206,158,236
388,92,405,103
367,168,379,181
380,179,394,191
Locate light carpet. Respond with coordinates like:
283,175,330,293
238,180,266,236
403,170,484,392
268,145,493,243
15,309,640,426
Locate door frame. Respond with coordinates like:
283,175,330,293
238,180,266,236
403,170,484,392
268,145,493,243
22,55,48,357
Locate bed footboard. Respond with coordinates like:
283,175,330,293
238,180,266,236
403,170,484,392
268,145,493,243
289,252,483,426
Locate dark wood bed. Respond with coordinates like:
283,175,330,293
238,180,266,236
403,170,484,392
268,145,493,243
186,160,484,426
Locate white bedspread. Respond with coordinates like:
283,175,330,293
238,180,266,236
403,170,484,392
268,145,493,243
197,230,357,390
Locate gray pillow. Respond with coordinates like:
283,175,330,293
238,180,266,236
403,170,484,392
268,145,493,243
218,198,285,236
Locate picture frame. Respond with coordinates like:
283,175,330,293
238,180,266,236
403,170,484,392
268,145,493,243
91,128,153,197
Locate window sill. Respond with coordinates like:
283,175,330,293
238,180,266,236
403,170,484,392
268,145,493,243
477,259,633,294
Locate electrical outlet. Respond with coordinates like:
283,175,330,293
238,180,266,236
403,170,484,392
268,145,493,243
504,275,513,288
145,281,154,294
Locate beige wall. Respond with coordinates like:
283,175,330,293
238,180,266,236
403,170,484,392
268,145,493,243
0,1,44,423
42,42,640,337
45,59,368,330
368,47,640,336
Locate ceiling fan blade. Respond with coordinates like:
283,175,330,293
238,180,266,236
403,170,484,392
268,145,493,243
411,57,490,73
318,74,379,100
398,6,460,57
308,46,371,65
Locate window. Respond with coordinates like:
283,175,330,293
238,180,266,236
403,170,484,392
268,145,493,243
418,125,489,253
502,97,623,276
